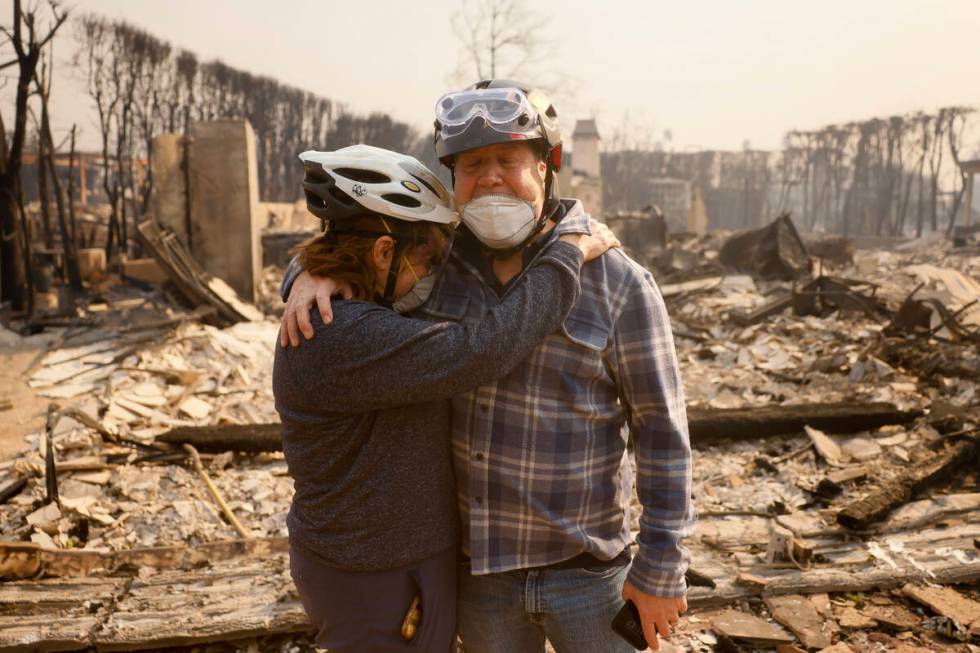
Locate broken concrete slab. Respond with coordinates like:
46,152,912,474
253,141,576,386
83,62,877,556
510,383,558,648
710,608,794,646
863,604,920,631
763,594,833,649
838,605,878,630
816,644,855,653
901,584,980,631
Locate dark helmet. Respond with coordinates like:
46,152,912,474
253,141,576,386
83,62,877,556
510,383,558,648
434,80,562,170
433,80,564,230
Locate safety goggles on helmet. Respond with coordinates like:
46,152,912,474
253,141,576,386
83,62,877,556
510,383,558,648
435,88,541,138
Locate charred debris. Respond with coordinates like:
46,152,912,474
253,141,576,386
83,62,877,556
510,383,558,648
0,211,979,652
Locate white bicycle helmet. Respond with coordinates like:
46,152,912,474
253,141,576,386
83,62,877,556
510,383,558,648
300,145,458,228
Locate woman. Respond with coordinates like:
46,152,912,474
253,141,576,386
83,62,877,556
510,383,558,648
273,145,617,652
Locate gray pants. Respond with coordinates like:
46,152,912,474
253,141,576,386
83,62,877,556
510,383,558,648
290,542,457,652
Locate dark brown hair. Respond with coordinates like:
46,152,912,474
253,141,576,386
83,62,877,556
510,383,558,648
294,214,446,302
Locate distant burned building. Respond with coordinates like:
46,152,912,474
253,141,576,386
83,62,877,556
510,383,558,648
560,118,603,220
604,207,667,261
649,177,690,232
601,148,770,232
20,150,145,207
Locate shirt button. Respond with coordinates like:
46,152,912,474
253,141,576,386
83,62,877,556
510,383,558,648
475,452,485,461
474,496,483,505
479,404,489,412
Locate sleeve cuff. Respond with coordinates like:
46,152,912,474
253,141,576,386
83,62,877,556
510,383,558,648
279,256,302,302
550,239,585,273
627,554,688,598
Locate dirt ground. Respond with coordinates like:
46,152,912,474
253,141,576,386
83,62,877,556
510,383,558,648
0,336,55,460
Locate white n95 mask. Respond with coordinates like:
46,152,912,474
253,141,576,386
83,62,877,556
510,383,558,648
461,194,538,249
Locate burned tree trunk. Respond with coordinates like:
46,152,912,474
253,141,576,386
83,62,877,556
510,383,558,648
36,57,82,293
0,1,69,312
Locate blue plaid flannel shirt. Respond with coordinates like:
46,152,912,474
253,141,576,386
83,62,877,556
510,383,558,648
414,199,696,598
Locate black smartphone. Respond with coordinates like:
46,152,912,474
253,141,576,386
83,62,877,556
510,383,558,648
611,599,648,650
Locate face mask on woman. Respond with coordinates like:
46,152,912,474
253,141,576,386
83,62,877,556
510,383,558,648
392,271,437,313
461,194,538,250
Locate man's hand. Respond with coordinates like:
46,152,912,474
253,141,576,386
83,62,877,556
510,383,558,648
622,580,687,651
279,272,353,347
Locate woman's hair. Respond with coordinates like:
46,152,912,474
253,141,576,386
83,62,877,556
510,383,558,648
293,214,447,301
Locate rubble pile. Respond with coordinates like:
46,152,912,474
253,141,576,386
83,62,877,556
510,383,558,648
3,293,285,549
640,225,980,652
668,234,979,414
0,218,978,651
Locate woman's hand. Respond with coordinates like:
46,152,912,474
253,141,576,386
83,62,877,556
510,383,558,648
280,272,354,347
559,218,621,262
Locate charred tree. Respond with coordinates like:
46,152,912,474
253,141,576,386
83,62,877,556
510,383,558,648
0,0,68,312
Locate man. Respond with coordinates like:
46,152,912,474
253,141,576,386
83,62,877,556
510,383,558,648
281,80,695,652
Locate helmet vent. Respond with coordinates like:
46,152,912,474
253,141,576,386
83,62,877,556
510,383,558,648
329,186,355,206
333,167,391,184
304,162,331,183
410,174,439,197
304,189,327,210
382,193,422,208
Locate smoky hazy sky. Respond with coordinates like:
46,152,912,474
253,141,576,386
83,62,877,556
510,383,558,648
31,0,980,154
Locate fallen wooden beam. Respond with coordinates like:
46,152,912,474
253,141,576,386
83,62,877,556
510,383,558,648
0,557,309,652
688,560,980,609
137,219,263,326
837,437,978,530
156,423,283,453
93,559,309,651
155,402,924,453
729,294,793,326
0,576,126,652
0,536,289,580
687,402,922,445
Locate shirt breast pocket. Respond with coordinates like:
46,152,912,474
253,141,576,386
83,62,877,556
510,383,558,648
561,302,613,352
543,302,615,398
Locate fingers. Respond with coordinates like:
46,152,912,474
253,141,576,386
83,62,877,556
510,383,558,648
279,302,294,347
297,298,315,340
641,619,661,652
285,308,301,348
316,288,334,325
678,596,688,614
654,615,673,639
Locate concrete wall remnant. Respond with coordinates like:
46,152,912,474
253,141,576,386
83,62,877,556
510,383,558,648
187,120,262,303
150,133,189,246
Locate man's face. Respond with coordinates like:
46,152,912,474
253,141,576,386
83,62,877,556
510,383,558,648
453,141,547,219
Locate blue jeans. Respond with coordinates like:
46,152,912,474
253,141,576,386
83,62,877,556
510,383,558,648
457,558,635,653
